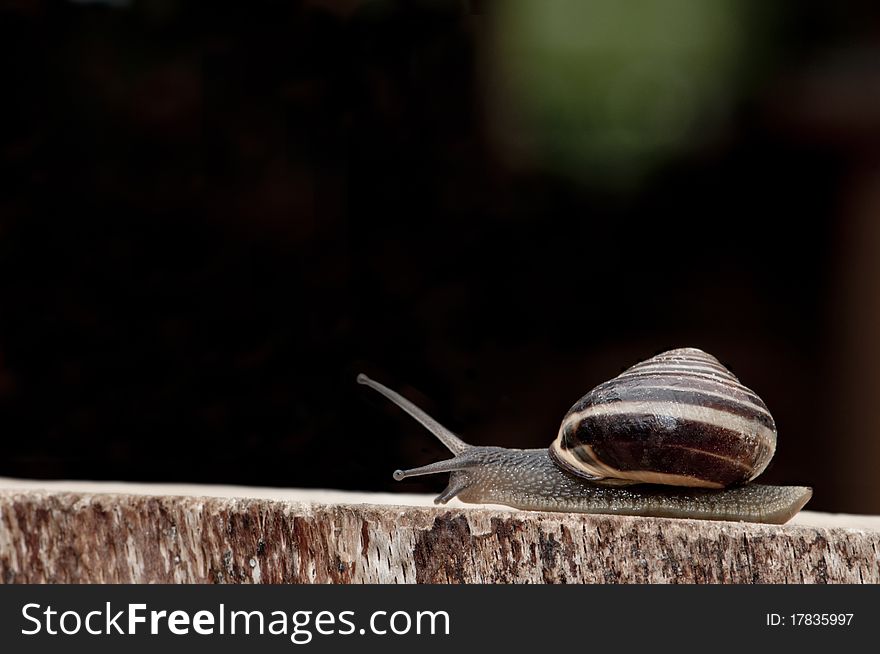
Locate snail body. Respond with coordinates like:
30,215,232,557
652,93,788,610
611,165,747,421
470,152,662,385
358,348,812,524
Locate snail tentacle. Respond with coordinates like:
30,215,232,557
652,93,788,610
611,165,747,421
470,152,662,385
392,450,480,481
358,373,469,455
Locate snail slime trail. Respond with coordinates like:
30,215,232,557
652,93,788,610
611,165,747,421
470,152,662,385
358,348,812,524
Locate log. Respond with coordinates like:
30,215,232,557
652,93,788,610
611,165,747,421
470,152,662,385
0,479,878,583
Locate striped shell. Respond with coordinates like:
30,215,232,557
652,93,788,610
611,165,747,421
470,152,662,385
549,348,777,489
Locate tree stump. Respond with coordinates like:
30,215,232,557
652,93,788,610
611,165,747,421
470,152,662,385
0,480,878,583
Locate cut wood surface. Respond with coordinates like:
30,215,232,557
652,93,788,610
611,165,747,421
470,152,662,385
0,478,878,583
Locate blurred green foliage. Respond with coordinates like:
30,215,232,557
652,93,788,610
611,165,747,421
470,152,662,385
492,0,754,185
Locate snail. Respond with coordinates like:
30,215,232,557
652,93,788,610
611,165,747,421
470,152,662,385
358,348,812,524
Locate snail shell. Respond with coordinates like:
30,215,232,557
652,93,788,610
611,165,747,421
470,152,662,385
550,347,777,488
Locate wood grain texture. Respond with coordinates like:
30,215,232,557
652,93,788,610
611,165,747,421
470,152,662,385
1,490,878,583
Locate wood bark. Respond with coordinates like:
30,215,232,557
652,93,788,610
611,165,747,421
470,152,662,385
1,489,878,583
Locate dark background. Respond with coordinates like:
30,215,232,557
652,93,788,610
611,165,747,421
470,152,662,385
2,0,879,514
